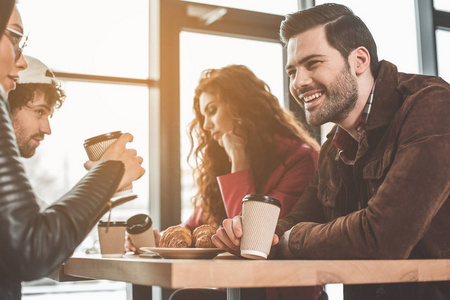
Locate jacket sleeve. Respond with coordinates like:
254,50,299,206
285,86,450,259
0,96,124,281
275,171,325,237
218,143,318,219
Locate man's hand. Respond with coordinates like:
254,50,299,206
278,229,295,259
212,216,280,256
212,216,242,256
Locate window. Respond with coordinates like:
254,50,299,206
436,30,450,82
434,0,450,12
158,0,290,229
17,0,149,78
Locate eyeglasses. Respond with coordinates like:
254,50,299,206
4,27,28,60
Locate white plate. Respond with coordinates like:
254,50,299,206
140,247,225,259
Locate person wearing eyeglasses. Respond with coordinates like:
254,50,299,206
0,2,27,96
0,1,145,299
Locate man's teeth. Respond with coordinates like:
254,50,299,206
303,93,322,102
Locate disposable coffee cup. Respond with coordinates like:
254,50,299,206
240,194,281,260
126,214,155,253
97,220,127,257
84,131,134,199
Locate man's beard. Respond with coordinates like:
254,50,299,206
17,138,38,158
303,63,359,127
15,130,42,158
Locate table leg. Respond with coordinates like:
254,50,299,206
227,288,241,300
131,284,152,300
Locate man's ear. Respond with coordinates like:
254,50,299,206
351,46,371,76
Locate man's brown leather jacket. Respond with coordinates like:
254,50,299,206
0,92,125,300
276,61,450,299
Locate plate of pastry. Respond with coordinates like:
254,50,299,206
140,224,224,259
140,247,225,259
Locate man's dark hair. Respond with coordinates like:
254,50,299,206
280,3,380,77
8,82,66,113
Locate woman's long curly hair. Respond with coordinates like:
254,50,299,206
188,65,319,226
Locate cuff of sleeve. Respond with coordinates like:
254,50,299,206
217,169,253,188
287,222,312,258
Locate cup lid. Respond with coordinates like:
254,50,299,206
242,194,282,209
126,214,153,234
84,131,123,147
98,220,127,227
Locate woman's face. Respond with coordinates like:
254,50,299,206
0,6,28,95
199,92,234,142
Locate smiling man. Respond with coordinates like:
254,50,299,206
212,3,450,300
8,55,65,158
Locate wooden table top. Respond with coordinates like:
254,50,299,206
51,253,450,289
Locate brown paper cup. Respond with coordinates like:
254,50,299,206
84,131,133,195
240,195,281,260
98,221,127,257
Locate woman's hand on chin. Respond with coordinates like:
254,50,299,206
220,131,251,173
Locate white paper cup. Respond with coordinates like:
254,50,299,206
97,221,127,257
240,195,281,260
126,214,155,253
84,131,133,197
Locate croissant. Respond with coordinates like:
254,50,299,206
159,226,192,248
192,224,217,248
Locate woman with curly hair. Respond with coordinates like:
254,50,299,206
173,64,324,300
185,64,319,228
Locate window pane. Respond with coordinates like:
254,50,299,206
23,82,150,219
17,0,149,79
434,0,450,12
179,32,284,221
182,0,298,15
436,30,450,83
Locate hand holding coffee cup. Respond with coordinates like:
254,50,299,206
240,194,281,259
84,131,145,197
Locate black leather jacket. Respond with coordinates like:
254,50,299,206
0,92,125,299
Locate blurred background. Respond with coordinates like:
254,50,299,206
16,0,449,299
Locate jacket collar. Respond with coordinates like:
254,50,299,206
365,60,402,132
323,60,402,161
